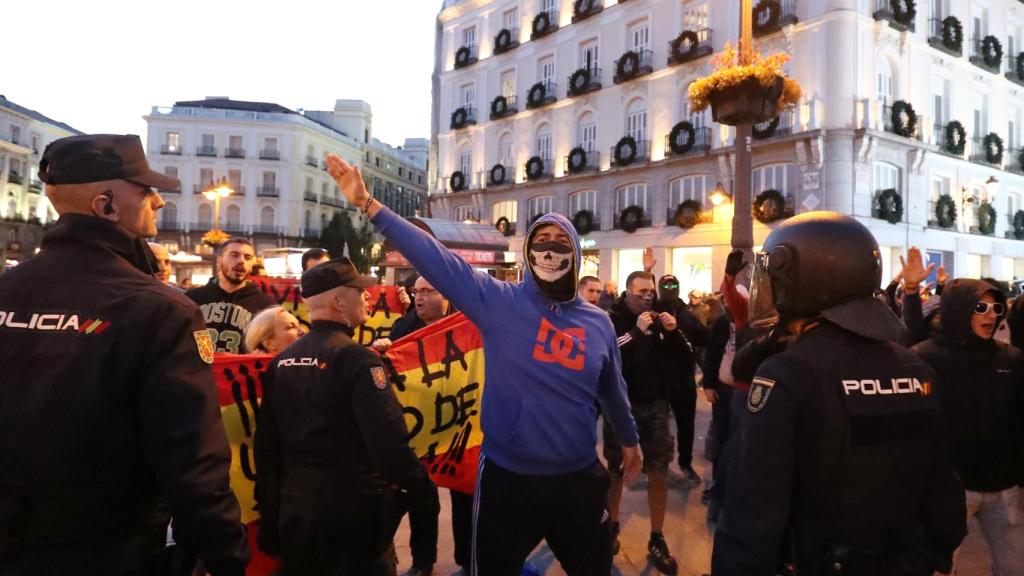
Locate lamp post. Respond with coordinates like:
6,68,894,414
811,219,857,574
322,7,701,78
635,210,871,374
202,177,234,233
732,0,756,281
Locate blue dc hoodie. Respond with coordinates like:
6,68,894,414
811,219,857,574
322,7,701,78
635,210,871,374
372,208,639,475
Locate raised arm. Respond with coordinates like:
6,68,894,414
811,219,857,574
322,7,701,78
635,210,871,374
326,153,509,324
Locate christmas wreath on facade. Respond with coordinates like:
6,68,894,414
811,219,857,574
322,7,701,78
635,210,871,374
567,146,588,174
489,163,507,186
978,202,997,235
981,36,1003,69
1017,51,1024,80
572,209,595,235
525,156,546,180
752,116,781,139
1018,148,1024,172
890,0,916,28
451,107,468,130
984,132,1005,164
944,121,967,155
668,121,696,155
495,28,514,54
527,82,548,108
491,96,509,118
449,171,466,192
670,30,700,63
673,200,703,228
455,46,472,68
934,194,956,229
753,189,786,223
614,136,639,166
573,0,595,19
616,50,641,82
532,11,552,37
753,0,781,35
569,68,592,96
1013,210,1024,240
941,16,963,52
495,216,512,236
890,100,918,138
876,188,903,224
618,205,645,233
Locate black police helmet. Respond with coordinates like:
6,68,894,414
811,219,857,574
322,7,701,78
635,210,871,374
762,211,882,318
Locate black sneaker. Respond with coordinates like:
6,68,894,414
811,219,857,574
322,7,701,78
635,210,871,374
681,466,702,487
648,535,679,575
610,522,621,556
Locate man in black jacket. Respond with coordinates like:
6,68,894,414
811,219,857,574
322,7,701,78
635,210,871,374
605,271,691,575
255,258,437,575
0,134,249,575
912,279,1024,575
186,238,275,353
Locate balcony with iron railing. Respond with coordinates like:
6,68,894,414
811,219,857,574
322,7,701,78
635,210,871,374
252,225,284,235
927,16,963,56
1009,148,1024,173
196,146,217,157
665,126,712,158
450,106,478,130
933,121,967,157
493,27,520,55
567,67,602,97
489,95,518,120
752,0,798,38
304,191,318,202
225,147,245,158
531,9,559,40
160,144,182,155
873,0,916,32
969,136,1002,165
321,195,345,208
8,172,23,185
257,186,280,198
571,0,603,23
305,155,319,167
667,28,713,65
612,209,652,230
525,80,558,109
970,36,1003,73
454,44,478,69
1007,53,1024,86
259,149,280,160
610,139,651,168
524,157,554,181
882,104,921,140
28,179,42,191
564,149,600,175
187,221,213,232
752,110,796,140
613,49,654,84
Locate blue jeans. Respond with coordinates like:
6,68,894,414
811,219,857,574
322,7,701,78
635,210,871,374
954,486,1024,576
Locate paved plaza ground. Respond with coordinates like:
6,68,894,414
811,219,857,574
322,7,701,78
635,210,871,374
395,397,993,576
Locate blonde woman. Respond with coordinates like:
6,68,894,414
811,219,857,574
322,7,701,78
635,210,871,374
244,306,306,354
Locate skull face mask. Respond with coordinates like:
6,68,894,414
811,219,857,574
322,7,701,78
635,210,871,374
528,239,576,301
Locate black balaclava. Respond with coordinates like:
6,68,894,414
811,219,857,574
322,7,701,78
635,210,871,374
528,239,575,301
658,275,681,303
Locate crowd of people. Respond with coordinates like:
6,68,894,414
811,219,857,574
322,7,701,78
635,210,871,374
0,134,1021,576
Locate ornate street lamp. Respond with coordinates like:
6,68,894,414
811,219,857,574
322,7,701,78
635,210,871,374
201,177,234,246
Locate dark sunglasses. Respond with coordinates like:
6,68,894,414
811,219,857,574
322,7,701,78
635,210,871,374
660,282,680,290
974,302,1006,315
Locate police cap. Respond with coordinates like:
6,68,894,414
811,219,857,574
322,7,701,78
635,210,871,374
301,258,377,297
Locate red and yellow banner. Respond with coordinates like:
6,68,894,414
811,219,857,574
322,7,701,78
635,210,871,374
383,312,484,494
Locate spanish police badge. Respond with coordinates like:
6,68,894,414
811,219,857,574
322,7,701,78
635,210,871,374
747,377,775,413
370,366,389,390
194,329,215,364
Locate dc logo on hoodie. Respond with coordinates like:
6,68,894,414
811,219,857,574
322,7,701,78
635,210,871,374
532,317,586,371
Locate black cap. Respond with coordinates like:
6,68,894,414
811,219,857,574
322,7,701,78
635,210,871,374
38,134,180,191
301,258,377,297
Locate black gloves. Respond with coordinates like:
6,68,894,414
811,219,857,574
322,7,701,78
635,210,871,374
725,250,748,277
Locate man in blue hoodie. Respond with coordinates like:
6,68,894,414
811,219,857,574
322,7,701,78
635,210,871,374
325,153,640,575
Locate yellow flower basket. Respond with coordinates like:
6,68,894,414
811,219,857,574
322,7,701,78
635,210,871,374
201,229,231,247
688,43,802,126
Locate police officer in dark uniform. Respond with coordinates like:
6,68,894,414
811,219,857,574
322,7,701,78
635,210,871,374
254,258,438,576
711,212,966,575
0,135,249,575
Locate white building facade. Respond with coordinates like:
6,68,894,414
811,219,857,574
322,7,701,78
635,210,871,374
431,0,1024,293
144,98,428,255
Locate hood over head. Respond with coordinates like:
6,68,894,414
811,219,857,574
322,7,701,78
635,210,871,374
523,212,581,303
940,278,1007,342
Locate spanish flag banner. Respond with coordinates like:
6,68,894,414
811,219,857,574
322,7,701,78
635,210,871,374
383,312,484,495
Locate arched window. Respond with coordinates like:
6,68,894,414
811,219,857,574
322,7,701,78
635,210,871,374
625,98,648,142
458,145,473,175
260,205,275,228
577,111,597,150
161,202,178,226
226,204,241,229
198,203,212,225
304,209,312,230
682,82,710,129
453,205,475,221
568,189,598,223
492,199,518,224
527,195,554,221
535,123,553,159
872,162,900,193
877,57,896,105
753,163,798,197
616,183,649,217
320,212,328,231
669,175,711,208
498,132,515,168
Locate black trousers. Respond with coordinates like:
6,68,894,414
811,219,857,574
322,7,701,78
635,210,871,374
279,490,396,576
668,380,698,469
472,459,612,576
450,490,474,568
387,486,471,569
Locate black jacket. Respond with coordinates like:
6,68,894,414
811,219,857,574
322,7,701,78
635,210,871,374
255,320,431,542
713,323,965,575
912,279,1024,493
609,297,693,403
0,215,248,575
702,313,732,391
186,278,275,354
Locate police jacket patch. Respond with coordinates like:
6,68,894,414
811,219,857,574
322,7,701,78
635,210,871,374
747,377,775,413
